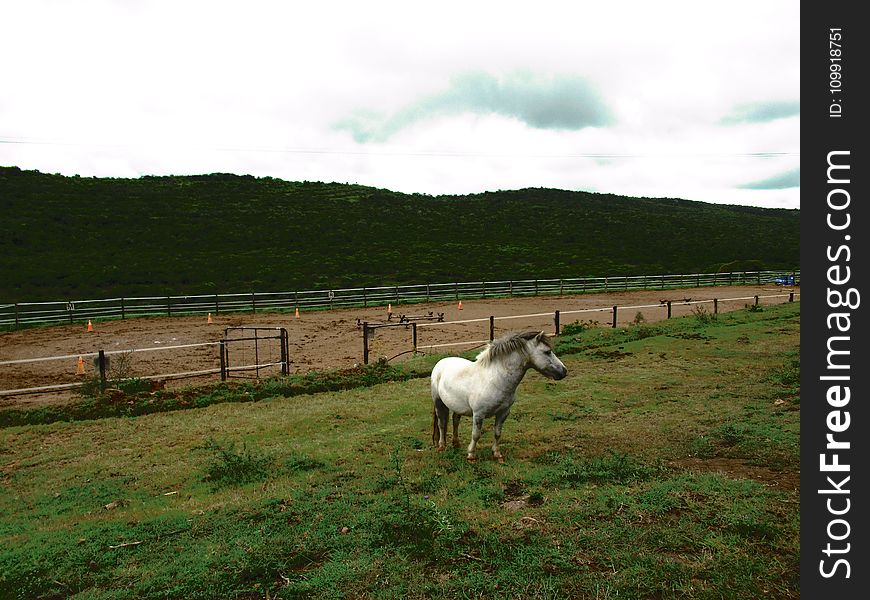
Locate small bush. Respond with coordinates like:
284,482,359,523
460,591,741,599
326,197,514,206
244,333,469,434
562,319,598,336
200,439,274,489
692,305,717,325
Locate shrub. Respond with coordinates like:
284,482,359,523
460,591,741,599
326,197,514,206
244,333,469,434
200,439,274,489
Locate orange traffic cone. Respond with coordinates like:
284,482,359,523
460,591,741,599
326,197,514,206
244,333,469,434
295,307,300,318
458,301,463,310
87,320,94,332
208,313,213,324
76,356,85,375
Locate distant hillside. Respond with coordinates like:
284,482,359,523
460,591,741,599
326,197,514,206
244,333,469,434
0,166,799,302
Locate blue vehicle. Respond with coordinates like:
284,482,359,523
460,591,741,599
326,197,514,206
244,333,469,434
774,274,796,286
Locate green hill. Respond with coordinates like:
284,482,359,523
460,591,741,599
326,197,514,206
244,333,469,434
0,166,799,302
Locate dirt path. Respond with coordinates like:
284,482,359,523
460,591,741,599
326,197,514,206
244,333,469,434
0,285,796,409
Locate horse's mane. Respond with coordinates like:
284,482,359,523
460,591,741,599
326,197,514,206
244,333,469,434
476,330,553,366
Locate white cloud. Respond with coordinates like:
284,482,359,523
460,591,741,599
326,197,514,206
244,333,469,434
0,0,800,208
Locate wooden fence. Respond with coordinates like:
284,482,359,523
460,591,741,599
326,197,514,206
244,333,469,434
0,291,799,397
360,291,799,364
0,270,798,329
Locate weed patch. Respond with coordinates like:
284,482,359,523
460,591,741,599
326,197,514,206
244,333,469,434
200,439,274,489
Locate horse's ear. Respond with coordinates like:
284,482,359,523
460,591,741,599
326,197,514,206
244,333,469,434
535,331,545,341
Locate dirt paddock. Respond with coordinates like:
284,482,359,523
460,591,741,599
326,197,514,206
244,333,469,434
0,285,797,409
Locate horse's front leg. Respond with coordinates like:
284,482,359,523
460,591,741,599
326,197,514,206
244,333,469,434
466,414,485,462
491,409,511,464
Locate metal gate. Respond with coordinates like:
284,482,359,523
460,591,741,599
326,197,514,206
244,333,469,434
220,327,289,380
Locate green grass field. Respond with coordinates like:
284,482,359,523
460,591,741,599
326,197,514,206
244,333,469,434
0,303,800,599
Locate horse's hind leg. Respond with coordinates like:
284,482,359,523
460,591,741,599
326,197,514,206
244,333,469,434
491,409,510,464
452,413,462,448
433,397,449,451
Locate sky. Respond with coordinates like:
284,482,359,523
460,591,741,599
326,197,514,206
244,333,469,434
0,0,800,209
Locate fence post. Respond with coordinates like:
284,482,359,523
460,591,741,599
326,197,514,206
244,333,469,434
412,322,418,353
219,340,227,381
280,329,289,375
14,303,19,329
482,282,486,299
789,292,794,302
489,316,495,341
554,310,560,336
754,295,759,306
713,299,718,314
98,350,107,391
667,301,672,319
167,296,172,317
559,279,564,295
215,295,219,314
509,281,513,297
612,305,618,328
121,298,126,320
251,293,257,313
455,282,459,300
68,302,74,324
363,322,370,365
426,284,430,302
254,328,260,380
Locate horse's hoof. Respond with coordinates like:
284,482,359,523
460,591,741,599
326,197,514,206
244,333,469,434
436,446,446,453
496,456,505,464
466,456,477,463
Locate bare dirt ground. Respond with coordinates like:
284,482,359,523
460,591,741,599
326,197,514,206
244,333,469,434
0,285,796,409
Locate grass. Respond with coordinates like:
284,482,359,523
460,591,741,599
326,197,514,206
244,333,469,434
0,303,800,598
0,359,437,428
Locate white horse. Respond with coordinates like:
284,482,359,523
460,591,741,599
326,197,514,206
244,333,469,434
431,330,567,462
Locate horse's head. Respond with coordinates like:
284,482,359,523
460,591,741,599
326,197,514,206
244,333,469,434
526,331,568,380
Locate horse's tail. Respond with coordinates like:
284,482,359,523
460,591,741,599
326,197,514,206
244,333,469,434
432,404,438,447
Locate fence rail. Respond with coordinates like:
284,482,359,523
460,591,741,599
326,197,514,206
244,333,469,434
363,291,799,363
1,270,798,329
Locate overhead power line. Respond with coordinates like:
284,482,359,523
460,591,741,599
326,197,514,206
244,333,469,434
0,135,799,160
